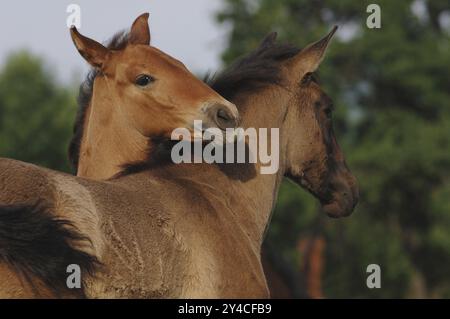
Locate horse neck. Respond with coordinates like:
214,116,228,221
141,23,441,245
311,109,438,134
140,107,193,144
193,89,289,248
227,163,284,247
242,94,290,244
77,80,148,180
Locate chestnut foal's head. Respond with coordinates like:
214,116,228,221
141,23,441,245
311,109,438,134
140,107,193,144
70,13,238,139
281,28,358,217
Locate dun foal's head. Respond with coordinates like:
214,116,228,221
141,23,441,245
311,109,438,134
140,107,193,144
281,28,359,217
70,13,238,139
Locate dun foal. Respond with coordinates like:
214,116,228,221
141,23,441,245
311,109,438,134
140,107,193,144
0,27,358,298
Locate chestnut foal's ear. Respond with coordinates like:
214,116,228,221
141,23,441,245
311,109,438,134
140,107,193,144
129,13,151,45
289,26,338,75
70,26,109,69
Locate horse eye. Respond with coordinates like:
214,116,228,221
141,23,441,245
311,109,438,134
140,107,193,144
135,74,154,87
324,107,333,119
301,72,313,85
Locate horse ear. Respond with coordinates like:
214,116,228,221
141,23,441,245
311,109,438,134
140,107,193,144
129,13,151,45
259,32,278,49
70,26,109,69
289,26,338,75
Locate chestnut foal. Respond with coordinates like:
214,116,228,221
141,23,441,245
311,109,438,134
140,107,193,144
69,13,239,180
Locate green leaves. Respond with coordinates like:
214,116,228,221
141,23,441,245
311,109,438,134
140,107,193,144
0,51,77,172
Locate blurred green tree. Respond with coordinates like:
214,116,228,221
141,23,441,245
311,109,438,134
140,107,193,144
0,51,76,172
217,0,450,298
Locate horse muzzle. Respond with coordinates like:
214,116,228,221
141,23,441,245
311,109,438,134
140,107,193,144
320,167,359,218
202,102,240,131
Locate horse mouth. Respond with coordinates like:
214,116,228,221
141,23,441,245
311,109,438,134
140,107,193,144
321,198,355,218
319,181,359,218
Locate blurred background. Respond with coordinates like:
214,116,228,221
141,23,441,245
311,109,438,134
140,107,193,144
0,0,449,298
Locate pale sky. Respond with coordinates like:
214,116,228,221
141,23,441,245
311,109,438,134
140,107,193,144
0,0,228,83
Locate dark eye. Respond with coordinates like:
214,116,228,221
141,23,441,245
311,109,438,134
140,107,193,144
301,72,313,85
324,106,333,119
135,74,154,87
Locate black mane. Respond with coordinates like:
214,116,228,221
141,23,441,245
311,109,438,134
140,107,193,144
0,203,100,297
206,33,300,100
68,31,301,174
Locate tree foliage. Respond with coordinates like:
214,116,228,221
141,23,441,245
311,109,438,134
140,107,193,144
0,52,76,172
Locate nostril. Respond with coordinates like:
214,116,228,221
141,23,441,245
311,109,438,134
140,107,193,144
217,109,231,122
214,107,237,129
203,103,238,130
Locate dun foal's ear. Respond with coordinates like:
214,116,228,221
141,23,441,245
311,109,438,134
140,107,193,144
70,26,109,69
289,26,338,75
129,13,151,45
259,32,278,49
